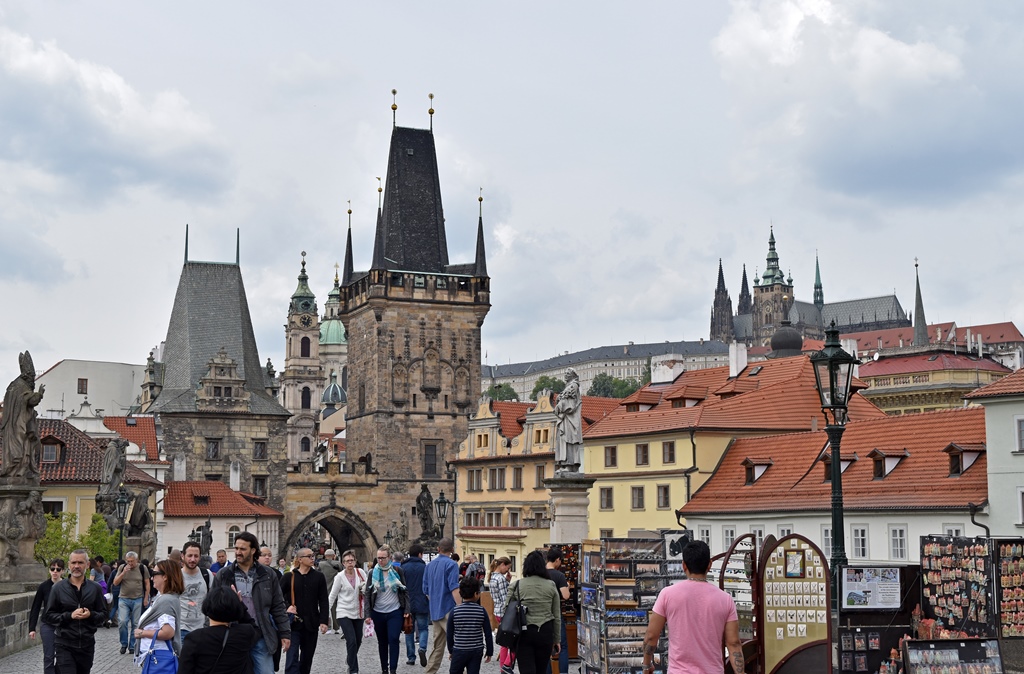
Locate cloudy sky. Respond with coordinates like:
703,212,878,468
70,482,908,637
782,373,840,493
1,1,1023,390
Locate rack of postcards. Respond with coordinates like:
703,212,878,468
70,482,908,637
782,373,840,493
544,543,581,659
579,538,678,674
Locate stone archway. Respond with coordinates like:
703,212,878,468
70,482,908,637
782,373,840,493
282,506,379,564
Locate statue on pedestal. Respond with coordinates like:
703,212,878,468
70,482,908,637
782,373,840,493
416,484,434,536
100,438,129,495
554,368,583,474
0,351,44,483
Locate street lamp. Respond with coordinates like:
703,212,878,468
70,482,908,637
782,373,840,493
115,487,131,563
434,491,451,542
810,321,860,610
384,531,394,549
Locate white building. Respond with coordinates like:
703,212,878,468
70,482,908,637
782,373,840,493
37,359,145,418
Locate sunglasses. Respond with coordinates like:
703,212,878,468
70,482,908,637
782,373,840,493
50,567,62,572
151,571,165,576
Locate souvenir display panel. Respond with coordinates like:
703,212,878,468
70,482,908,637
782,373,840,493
996,540,1024,638
920,536,995,637
902,638,1002,674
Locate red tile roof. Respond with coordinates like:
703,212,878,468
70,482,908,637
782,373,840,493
103,416,162,462
583,356,885,440
964,368,1024,399
581,396,622,429
843,321,1024,354
859,352,1012,377
680,406,986,516
164,480,283,518
0,419,164,488
492,401,535,438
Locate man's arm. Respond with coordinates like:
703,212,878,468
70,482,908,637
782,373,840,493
642,611,666,673
447,563,462,606
267,570,292,648
724,619,744,673
112,565,124,586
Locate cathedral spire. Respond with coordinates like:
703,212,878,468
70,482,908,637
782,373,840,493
371,201,386,272
474,191,488,278
290,251,317,314
342,204,354,285
762,225,785,286
716,258,727,293
710,258,735,343
737,264,752,314
913,259,928,346
813,252,824,312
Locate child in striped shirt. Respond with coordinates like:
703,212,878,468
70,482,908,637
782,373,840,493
446,576,494,674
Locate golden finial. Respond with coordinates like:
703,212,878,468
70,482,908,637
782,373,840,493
376,177,382,210
391,89,398,126
347,199,352,226
428,93,434,132
334,261,340,283
478,187,483,217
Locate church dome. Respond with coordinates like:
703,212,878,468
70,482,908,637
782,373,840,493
321,371,346,405
770,321,803,356
320,318,346,345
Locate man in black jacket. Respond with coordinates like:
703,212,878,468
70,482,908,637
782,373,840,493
213,532,291,674
43,549,108,674
281,547,330,674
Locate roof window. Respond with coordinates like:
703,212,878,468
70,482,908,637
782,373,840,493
943,442,985,477
868,448,909,479
748,366,763,377
193,495,209,506
742,458,773,485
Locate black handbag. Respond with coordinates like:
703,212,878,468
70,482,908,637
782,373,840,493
496,581,527,648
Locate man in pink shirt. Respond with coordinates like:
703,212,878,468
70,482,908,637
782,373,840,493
642,540,743,674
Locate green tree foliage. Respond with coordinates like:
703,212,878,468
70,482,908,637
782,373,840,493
530,375,566,401
35,511,79,564
587,373,642,399
486,383,519,401
641,359,652,386
78,513,121,563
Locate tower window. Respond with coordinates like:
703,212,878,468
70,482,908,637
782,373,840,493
206,439,220,460
300,437,311,453
301,387,311,409
424,443,439,476
253,441,267,460
253,476,267,497
300,337,311,358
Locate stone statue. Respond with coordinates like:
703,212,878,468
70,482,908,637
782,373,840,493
199,519,213,557
100,438,129,495
416,483,434,535
0,351,44,482
554,367,583,474
127,488,151,536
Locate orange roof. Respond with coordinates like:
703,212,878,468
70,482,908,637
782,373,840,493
103,416,162,462
492,401,535,438
859,352,1012,377
164,480,283,518
583,356,885,440
581,396,622,429
964,368,1024,400
680,407,987,516
843,321,1024,354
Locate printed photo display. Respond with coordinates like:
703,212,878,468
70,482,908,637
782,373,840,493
920,537,994,634
998,542,1024,637
841,566,902,610
762,539,829,641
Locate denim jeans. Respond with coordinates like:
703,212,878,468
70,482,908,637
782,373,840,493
41,622,56,674
117,596,144,650
405,612,429,660
251,637,275,674
371,608,404,674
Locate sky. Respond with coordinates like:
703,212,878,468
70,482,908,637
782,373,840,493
1,1,1023,390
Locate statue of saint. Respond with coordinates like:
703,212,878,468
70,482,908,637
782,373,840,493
416,483,434,535
127,488,151,536
100,438,129,495
554,368,583,474
200,519,213,557
0,351,44,482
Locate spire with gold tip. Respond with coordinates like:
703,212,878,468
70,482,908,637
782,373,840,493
474,188,487,278
429,92,434,132
391,88,398,127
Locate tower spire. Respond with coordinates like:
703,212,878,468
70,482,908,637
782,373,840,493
342,202,354,285
737,264,752,314
235,228,240,265
913,258,928,346
184,224,189,263
391,89,398,127
716,258,727,292
428,93,434,132
813,251,824,312
474,190,487,278
762,225,784,285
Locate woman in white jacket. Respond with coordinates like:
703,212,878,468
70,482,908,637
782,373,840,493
328,549,367,674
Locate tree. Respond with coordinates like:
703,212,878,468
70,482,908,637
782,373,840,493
35,511,79,564
486,383,519,401
587,373,642,399
78,513,121,563
530,375,566,401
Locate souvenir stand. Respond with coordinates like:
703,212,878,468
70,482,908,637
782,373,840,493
544,543,582,660
712,532,760,643
578,537,673,674
901,638,1003,674
835,564,921,674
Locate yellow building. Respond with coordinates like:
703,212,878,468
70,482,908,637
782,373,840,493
452,394,619,575
582,355,886,538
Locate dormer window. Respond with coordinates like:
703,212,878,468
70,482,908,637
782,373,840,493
943,442,985,477
42,441,61,463
194,495,209,506
742,458,773,485
821,450,857,482
626,404,640,412
868,448,909,479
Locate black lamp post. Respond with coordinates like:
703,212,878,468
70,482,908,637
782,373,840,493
434,491,451,543
384,531,394,549
115,487,131,563
810,321,860,610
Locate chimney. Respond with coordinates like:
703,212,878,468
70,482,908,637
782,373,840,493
842,338,860,378
936,327,943,342
651,354,686,384
978,334,983,357
729,342,748,377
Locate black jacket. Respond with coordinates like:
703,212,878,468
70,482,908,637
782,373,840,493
280,568,329,632
42,578,108,648
30,578,56,632
178,623,259,674
364,564,409,614
213,563,290,651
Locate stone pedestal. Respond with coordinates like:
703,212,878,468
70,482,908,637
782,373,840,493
0,484,47,593
543,474,596,544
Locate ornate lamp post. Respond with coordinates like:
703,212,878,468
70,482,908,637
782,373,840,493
810,321,860,610
115,487,131,563
434,491,451,542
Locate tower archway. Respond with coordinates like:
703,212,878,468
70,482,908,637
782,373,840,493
282,506,380,564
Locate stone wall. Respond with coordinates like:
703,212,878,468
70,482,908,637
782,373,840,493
0,591,34,658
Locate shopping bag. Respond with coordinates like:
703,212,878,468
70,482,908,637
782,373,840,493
363,620,376,639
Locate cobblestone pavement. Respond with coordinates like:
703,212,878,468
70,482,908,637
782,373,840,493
2,622,515,674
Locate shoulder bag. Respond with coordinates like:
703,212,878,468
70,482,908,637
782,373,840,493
495,581,527,648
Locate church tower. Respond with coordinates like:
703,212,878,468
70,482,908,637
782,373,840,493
339,118,490,537
813,253,824,314
737,265,752,315
710,259,735,343
752,227,795,344
282,253,323,464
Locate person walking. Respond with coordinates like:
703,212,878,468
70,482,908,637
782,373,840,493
544,548,569,674
282,548,330,674
180,541,212,639
43,549,108,674
642,540,743,674
106,558,123,627
317,549,342,634
328,549,368,674
488,558,511,629
213,531,291,674
364,544,410,674
260,547,275,568
210,550,228,573
133,559,184,674
402,544,430,666
506,551,560,674
113,551,151,654
30,558,64,674
423,538,462,674
446,576,493,674
178,586,260,674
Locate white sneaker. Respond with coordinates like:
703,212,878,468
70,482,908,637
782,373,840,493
325,630,335,635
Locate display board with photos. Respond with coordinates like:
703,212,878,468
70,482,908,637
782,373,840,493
996,539,1024,638
902,638,1003,674
758,534,832,674
920,536,996,637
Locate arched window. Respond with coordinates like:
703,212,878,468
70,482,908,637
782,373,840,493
227,525,241,547
300,336,311,358
301,437,311,453
301,387,311,409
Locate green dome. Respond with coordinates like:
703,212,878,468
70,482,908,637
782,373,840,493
320,318,346,345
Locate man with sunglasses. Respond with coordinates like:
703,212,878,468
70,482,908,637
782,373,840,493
43,549,108,674
30,559,65,674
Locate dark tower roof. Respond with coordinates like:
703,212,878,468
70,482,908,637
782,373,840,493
737,264,752,315
813,253,824,313
371,126,449,273
716,258,727,293
474,215,488,278
761,226,786,286
150,261,289,415
342,221,354,286
290,256,317,315
914,261,928,346
770,319,804,357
